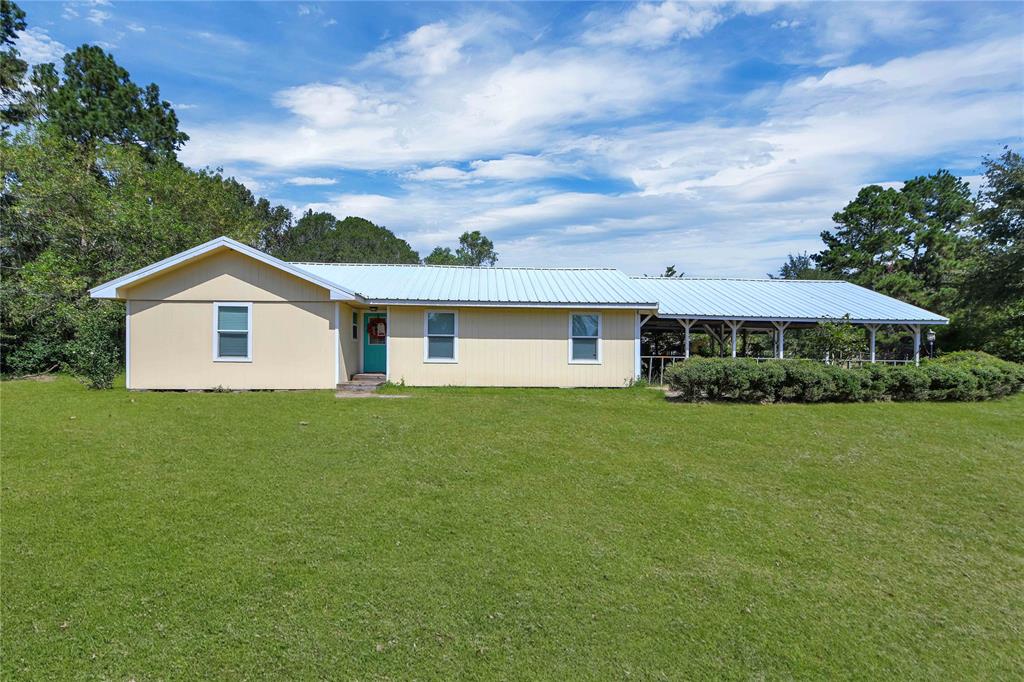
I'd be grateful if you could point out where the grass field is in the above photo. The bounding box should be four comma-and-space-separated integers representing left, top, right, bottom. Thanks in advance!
2, 377, 1022, 679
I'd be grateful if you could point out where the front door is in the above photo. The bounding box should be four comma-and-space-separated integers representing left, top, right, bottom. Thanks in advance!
363, 312, 387, 373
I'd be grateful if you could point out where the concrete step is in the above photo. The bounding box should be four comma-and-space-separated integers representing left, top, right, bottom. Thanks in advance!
351, 373, 386, 383
337, 382, 381, 392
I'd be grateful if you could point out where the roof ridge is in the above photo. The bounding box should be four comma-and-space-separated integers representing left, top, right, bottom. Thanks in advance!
632, 276, 846, 283
290, 261, 620, 271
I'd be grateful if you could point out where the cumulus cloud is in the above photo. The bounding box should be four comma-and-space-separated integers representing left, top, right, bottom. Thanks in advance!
179, 7, 1023, 275
15, 28, 67, 64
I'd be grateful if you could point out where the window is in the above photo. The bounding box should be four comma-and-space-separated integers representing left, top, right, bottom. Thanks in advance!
569, 313, 600, 363
352, 311, 358, 340
424, 311, 457, 362
214, 302, 252, 361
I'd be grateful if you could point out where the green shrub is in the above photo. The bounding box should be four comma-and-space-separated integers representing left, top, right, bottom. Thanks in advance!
663, 354, 1023, 403
65, 303, 123, 389
922, 363, 979, 401
664, 358, 726, 401
885, 365, 931, 401
854, 364, 894, 401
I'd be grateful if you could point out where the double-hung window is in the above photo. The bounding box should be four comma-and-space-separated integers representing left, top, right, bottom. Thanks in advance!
569, 312, 601, 363
352, 311, 359, 340
214, 302, 252, 361
424, 311, 457, 362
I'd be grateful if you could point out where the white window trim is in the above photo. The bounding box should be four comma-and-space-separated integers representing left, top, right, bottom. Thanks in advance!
423, 309, 458, 363
213, 301, 253, 362
568, 311, 602, 365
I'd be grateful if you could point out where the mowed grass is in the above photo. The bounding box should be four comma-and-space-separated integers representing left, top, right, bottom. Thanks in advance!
2, 378, 1022, 680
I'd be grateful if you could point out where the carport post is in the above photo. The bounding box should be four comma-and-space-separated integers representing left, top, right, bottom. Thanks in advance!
865, 324, 881, 363
907, 324, 922, 366
678, 319, 696, 359
771, 321, 790, 359
725, 320, 742, 358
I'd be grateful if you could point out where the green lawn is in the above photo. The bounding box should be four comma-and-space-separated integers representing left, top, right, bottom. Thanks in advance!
2, 378, 1022, 680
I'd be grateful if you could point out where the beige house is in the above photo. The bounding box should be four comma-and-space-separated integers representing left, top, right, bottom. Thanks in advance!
91, 236, 947, 390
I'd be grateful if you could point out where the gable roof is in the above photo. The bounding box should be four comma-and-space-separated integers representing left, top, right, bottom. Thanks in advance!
630, 277, 948, 324
292, 262, 658, 308
89, 236, 358, 301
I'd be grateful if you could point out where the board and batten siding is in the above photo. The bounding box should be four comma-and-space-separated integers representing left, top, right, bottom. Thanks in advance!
123, 249, 346, 390
388, 306, 636, 387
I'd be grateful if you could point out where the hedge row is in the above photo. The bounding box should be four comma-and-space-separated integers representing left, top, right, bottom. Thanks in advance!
663, 352, 1024, 403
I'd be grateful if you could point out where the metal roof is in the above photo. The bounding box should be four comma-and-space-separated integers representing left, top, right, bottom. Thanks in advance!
629, 277, 948, 324
291, 262, 658, 307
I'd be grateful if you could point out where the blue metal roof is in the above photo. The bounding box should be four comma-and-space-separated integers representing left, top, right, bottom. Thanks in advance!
291, 262, 658, 307
629, 277, 948, 324
289, 261, 946, 324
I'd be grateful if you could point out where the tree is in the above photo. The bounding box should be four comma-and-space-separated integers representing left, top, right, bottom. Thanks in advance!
40, 45, 187, 157
662, 264, 683, 277
423, 246, 460, 265
0, 130, 284, 379
423, 231, 499, 266
801, 316, 865, 364
955, 148, 1024, 361
0, 0, 29, 132
455, 230, 497, 266
813, 171, 973, 310
271, 211, 420, 264
769, 252, 830, 280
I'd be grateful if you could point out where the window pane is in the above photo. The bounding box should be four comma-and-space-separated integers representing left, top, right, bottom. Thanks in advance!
427, 336, 455, 359
571, 314, 599, 337
427, 312, 455, 336
218, 332, 248, 357
572, 337, 598, 361
218, 306, 248, 331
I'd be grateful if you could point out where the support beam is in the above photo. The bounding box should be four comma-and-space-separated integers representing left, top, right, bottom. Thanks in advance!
906, 324, 922, 366
724, 320, 743, 358
678, 319, 697, 359
865, 323, 881, 364
635, 313, 653, 378
771, 321, 790, 359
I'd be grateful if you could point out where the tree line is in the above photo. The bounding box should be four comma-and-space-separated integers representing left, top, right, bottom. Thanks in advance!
0, 2, 496, 382
768, 153, 1023, 362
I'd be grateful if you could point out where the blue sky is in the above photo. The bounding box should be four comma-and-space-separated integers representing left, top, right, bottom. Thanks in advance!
16, 1, 1024, 275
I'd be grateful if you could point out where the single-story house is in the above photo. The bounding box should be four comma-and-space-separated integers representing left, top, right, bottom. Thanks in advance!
90, 236, 948, 390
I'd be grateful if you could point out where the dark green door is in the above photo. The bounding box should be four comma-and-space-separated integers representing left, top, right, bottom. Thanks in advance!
363, 312, 387, 373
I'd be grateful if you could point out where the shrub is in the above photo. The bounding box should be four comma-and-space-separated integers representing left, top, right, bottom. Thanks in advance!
922, 363, 979, 401
663, 354, 1023, 403
664, 358, 726, 401
65, 303, 123, 389
854, 363, 894, 401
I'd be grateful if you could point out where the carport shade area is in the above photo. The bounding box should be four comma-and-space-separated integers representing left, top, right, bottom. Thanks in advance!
629, 277, 948, 378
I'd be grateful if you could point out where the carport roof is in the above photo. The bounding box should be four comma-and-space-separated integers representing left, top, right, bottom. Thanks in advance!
629, 277, 948, 325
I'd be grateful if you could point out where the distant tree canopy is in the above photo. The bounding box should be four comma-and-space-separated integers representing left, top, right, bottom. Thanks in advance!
423, 230, 498, 266
271, 211, 420, 264
772, 153, 1024, 362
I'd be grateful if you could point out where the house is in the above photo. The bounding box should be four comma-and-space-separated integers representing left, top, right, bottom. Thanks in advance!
90, 236, 948, 390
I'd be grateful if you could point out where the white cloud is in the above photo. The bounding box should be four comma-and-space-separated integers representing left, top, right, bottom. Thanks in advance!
285, 176, 338, 186
87, 8, 110, 25
183, 46, 685, 171
583, 1, 729, 47
181, 10, 1023, 275
365, 21, 465, 77
193, 30, 249, 52
15, 28, 67, 64
126, 22, 146, 33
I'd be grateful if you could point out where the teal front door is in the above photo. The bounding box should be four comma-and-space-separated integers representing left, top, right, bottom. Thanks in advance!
363, 312, 387, 373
